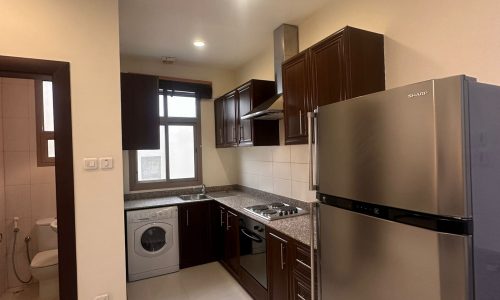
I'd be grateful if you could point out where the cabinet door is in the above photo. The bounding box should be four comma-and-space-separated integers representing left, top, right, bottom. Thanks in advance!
214, 97, 225, 147
283, 52, 309, 145
121, 73, 159, 150
267, 230, 290, 300
224, 92, 238, 146
237, 84, 253, 145
310, 34, 345, 108
224, 209, 240, 276
179, 201, 211, 268
211, 203, 225, 260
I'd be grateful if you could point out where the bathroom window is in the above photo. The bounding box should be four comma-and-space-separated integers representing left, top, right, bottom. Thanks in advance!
35, 80, 55, 167
129, 90, 202, 191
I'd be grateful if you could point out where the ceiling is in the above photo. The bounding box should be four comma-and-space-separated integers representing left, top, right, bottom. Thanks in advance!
119, 0, 329, 69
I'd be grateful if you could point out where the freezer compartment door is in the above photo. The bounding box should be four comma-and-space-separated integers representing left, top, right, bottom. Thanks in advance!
317, 76, 471, 217
319, 204, 472, 300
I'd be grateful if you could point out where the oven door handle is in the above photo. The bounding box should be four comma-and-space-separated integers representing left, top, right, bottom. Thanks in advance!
240, 228, 263, 243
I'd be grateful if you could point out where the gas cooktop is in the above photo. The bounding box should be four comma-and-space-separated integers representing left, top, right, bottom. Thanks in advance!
243, 202, 307, 221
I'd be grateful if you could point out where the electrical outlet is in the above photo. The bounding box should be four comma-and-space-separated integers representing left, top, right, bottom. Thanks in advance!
95, 294, 109, 300
99, 157, 113, 169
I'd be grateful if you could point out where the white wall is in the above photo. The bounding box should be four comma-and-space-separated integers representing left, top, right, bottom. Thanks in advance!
233, 0, 500, 203
0, 2, 126, 299
121, 55, 238, 193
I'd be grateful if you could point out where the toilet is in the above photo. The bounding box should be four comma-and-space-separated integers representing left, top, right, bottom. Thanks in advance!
30, 218, 59, 300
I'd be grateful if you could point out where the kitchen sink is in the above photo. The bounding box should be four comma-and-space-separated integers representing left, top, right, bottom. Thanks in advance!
178, 194, 212, 201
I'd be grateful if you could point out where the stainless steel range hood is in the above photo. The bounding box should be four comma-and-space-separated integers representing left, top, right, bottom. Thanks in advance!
241, 24, 298, 120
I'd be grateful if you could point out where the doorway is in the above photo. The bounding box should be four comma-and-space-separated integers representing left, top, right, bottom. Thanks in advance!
0, 55, 77, 299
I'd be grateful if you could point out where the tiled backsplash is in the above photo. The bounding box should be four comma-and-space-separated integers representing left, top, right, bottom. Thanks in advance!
236, 145, 316, 202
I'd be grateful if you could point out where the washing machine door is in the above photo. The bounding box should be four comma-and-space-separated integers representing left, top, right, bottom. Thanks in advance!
134, 222, 173, 257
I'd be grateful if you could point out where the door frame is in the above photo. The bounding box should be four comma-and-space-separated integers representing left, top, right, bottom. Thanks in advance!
0, 55, 77, 299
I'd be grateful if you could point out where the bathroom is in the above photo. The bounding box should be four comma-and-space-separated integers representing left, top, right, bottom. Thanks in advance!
0, 77, 58, 300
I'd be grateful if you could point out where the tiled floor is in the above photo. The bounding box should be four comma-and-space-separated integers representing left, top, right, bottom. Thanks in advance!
0, 284, 38, 300
127, 262, 252, 300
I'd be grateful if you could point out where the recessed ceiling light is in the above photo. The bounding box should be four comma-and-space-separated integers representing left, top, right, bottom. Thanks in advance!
193, 40, 205, 47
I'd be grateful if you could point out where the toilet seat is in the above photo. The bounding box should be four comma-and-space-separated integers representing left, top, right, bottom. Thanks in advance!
31, 249, 58, 268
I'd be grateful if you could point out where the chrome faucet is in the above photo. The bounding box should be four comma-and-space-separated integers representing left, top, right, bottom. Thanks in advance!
201, 184, 206, 194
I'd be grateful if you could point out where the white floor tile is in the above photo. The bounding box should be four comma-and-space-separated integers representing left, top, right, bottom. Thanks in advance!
127, 262, 252, 300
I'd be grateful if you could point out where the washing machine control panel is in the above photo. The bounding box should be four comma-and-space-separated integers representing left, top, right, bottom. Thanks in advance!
128, 206, 178, 223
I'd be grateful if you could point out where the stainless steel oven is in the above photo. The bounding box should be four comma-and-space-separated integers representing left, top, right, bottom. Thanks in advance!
239, 214, 267, 288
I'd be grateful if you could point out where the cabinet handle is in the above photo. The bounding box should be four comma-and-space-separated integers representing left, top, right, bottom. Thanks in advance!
220, 209, 224, 227
186, 209, 189, 227
299, 110, 303, 134
226, 212, 230, 231
296, 258, 311, 269
240, 126, 243, 141
219, 128, 223, 142
280, 242, 285, 270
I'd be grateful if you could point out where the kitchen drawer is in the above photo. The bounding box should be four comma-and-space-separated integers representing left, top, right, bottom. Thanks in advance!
293, 242, 312, 277
292, 271, 312, 300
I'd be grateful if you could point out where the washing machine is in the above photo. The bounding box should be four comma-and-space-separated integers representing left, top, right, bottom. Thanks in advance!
126, 206, 179, 281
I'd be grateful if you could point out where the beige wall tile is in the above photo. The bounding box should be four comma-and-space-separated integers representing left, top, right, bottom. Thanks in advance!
4, 151, 30, 186
2, 79, 30, 119
3, 118, 30, 151
272, 162, 291, 180
272, 178, 291, 198
258, 176, 273, 193
31, 184, 57, 220
291, 145, 309, 164
291, 181, 317, 202
240, 172, 259, 189
291, 163, 309, 183
5, 185, 30, 219
29, 151, 55, 184
272, 145, 291, 162
0, 152, 4, 189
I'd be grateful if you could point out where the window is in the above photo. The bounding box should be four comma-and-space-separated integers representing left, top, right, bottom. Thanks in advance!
35, 80, 55, 166
129, 90, 202, 190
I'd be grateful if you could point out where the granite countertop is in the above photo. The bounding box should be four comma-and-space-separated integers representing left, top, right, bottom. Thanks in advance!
124, 190, 317, 248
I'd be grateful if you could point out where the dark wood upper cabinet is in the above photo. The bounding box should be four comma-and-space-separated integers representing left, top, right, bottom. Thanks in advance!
179, 201, 212, 269
223, 91, 239, 147
283, 26, 385, 145
215, 79, 279, 148
237, 80, 278, 147
282, 52, 310, 145
267, 229, 291, 300
214, 98, 225, 147
120, 73, 160, 150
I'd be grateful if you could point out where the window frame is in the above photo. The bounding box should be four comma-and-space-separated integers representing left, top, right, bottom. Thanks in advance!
129, 89, 202, 191
35, 79, 55, 167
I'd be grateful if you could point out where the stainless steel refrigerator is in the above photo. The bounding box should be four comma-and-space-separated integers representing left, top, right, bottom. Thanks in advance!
316, 75, 500, 300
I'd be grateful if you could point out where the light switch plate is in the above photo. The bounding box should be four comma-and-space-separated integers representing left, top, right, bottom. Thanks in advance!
95, 294, 109, 300
84, 158, 98, 170
100, 157, 113, 169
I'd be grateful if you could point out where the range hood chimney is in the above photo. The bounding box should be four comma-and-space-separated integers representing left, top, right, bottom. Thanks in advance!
241, 24, 298, 120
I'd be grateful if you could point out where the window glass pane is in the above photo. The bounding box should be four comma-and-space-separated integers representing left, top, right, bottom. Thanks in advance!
168, 125, 195, 179
167, 95, 196, 118
137, 126, 166, 181
42, 81, 54, 132
48, 139, 55, 158
159, 94, 164, 117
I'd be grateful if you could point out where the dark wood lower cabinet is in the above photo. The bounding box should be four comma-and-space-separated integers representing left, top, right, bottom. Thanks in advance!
222, 208, 240, 277
178, 201, 315, 300
267, 229, 291, 300
178, 201, 213, 268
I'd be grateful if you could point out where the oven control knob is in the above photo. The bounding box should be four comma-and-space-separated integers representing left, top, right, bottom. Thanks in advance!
253, 225, 259, 230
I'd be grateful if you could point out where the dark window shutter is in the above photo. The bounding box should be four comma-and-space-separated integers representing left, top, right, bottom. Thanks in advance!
121, 73, 160, 150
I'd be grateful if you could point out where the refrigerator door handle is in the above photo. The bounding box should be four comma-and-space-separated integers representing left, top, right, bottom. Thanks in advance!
308, 109, 318, 190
